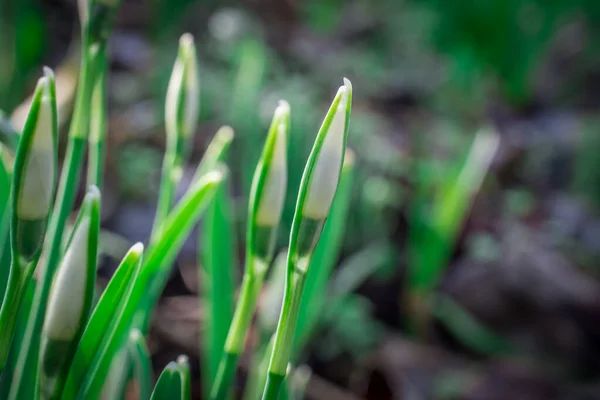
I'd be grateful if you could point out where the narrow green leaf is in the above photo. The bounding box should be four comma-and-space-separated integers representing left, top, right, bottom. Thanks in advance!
408, 127, 499, 293
60, 243, 144, 399
177, 355, 191, 400
74, 170, 224, 399
193, 125, 234, 183
200, 175, 237, 390
0, 144, 12, 301
129, 330, 152, 400
151, 362, 182, 400
433, 295, 514, 356
99, 345, 130, 400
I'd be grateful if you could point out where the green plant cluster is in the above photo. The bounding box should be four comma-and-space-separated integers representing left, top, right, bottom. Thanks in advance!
0, 0, 357, 399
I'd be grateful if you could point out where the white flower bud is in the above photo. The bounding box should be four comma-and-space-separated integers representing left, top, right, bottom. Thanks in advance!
17, 76, 56, 220
44, 217, 91, 341
165, 33, 199, 151
303, 78, 352, 220
44, 187, 100, 343
255, 100, 289, 227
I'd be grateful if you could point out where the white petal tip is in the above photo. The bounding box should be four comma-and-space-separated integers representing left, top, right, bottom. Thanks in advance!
275, 100, 290, 119
131, 242, 145, 255
129, 329, 143, 340
180, 33, 195, 47
216, 125, 234, 142
87, 184, 101, 197
177, 355, 189, 364
343, 77, 352, 91
43, 66, 54, 79
207, 165, 228, 181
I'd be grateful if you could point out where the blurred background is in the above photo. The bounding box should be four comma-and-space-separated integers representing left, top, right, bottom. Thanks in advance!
2, 0, 600, 398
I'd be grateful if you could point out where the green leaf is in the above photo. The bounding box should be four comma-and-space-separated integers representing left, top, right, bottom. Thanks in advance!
72, 171, 223, 399
129, 330, 152, 400
176, 355, 191, 400
200, 176, 237, 392
151, 362, 182, 400
0, 144, 12, 301
433, 295, 514, 356
408, 127, 499, 293
60, 243, 143, 398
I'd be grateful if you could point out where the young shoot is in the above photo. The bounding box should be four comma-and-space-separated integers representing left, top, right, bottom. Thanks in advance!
0, 69, 57, 370
152, 33, 200, 243
210, 100, 290, 400
261, 78, 352, 400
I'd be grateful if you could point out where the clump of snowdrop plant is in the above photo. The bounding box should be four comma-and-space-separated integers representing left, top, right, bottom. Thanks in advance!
0, 0, 354, 398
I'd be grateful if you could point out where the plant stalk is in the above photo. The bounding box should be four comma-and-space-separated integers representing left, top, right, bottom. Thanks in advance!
210, 258, 265, 400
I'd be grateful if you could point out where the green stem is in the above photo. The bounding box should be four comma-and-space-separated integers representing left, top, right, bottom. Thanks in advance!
88, 140, 105, 188
151, 154, 181, 244
267, 273, 305, 377
210, 259, 265, 400
261, 372, 284, 400
87, 48, 107, 189
209, 352, 239, 400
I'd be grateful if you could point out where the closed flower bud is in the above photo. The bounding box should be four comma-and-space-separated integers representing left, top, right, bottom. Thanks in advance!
302, 78, 352, 220
40, 186, 100, 399
255, 100, 289, 227
13, 68, 58, 262
292, 78, 352, 272
165, 33, 199, 159
249, 100, 290, 264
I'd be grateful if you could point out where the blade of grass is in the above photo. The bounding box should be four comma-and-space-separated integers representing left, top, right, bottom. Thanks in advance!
433, 295, 514, 356
406, 127, 500, 333
0, 144, 12, 301
197, 127, 236, 395
60, 243, 144, 399
177, 355, 191, 400
200, 174, 237, 394
150, 362, 182, 400
129, 330, 152, 400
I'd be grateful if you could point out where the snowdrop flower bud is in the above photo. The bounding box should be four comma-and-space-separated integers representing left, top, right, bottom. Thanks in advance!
303, 78, 352, 220
249, 100, 290, 264
291, 78, 352, 271
13, 68, 58, 262
40, 187, 100, 399
165, 33, 199, 159
255, 100, 289, 227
